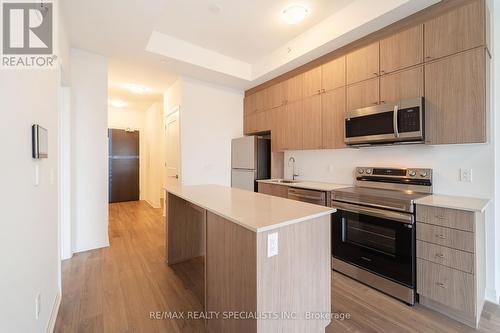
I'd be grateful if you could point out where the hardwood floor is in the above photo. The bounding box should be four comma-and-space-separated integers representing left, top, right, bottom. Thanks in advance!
54, 201, 500, 333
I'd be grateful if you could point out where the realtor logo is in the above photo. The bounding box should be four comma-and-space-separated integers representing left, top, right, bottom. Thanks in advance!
2, 1, 56, 68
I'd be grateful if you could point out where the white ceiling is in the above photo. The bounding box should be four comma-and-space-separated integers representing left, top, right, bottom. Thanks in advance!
62, 0, 440, 110
154, 0, 353, 63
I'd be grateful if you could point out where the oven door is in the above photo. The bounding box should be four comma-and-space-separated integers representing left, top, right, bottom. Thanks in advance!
332, 201, 415, 287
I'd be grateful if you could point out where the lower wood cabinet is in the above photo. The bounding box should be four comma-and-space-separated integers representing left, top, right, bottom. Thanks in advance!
425, 47, 488, 144
257, 182, 288, 198
416, 204, 485, 328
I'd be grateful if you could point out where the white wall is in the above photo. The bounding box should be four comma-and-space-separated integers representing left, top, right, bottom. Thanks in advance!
108, 107, 147, 200
70, 48, 109, 253
0, 70, 60, 332
177, 77, 243, 186
144, 103, 165, 207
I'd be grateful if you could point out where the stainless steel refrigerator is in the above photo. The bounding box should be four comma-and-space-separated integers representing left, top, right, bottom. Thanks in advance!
231, 136, 270, 192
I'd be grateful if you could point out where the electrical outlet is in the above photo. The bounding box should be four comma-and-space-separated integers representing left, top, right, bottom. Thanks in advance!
35, 293, 41, 320
460, 168, 472, 183
267, 232, 278, 257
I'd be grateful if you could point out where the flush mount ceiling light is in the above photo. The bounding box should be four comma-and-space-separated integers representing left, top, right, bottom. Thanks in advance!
123, 83, 151, 94
282, 5, 309, 24
109, 100, 127, 108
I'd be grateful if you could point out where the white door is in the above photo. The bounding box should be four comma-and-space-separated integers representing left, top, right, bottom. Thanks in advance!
165, 110, 180, 186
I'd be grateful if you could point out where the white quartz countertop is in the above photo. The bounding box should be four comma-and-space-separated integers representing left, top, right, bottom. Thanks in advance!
164, 184, 335, 233
257, 179, 350, 192
415, 194, 490, 212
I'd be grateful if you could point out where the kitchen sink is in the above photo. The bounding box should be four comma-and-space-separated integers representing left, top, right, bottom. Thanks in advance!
268, 179, 300, 184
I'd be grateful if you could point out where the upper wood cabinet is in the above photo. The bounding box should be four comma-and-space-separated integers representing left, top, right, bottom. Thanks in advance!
302, 95, 322, 150
322, 87, 346, 149
322, 56, 346, 92
380, 66, 424, 104
302, 67, 322, 98
425, 0, 486, 61
270, 107, 285, 152
380, 25, 423, 74
425, 47, 487, 145
285, 74, 303, 103
244, 94, 255, 116
347, 77, 379, 111
283, 100, 303, 150
264, 81, 285, 110
346, 42, 379, 84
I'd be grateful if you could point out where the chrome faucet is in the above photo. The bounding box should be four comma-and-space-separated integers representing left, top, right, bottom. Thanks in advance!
288, 156, 299, 180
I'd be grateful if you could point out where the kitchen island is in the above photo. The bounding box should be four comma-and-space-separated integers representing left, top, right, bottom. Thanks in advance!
164, 184, 334, 333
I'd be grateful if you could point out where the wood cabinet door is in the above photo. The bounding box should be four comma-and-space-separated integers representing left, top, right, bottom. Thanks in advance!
380, 25, 423, 74
425, 0, 485, 61
322, 87, 346, 149
255, 110, 271, 133
243, 113, 257, 135
322, 56, 345, 92
283, 100, 303, 150
302, 95, 322, 150
380, 66, 423, 104
285, 74, 303, 103
265, 82, 285, 110
346, 42, 379, 84
254, 89, 266, 112
425, 48, 486, 144
270, 106, 285, 152
346, 77, 379, 111
244, 94, 256, 116
302, 67, 322, 98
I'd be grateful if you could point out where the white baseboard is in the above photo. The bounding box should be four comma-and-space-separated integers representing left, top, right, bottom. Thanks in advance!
45, 291, 61, 333
145, 199, 161, 209
485, 288, 499, 304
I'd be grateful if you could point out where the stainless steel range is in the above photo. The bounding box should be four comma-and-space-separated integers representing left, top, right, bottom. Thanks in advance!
331, 167, 432, 305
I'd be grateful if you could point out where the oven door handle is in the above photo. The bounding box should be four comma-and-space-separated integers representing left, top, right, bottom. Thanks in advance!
393, 105, 400, 138
332, 201, 414, 225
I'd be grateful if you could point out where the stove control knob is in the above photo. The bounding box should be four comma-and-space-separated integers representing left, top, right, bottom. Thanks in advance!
408, 170, 416, 177
420, 171, 428, 178
357, 168, 364, 174
366, 168, 372, 175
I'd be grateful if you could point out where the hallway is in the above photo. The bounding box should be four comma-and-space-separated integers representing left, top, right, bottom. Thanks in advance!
54, 201, 205, 332
54, 201, 500, 333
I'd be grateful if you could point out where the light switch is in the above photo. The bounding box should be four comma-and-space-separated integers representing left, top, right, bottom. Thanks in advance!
267, 232, 278, 257
460, 168, 472, 183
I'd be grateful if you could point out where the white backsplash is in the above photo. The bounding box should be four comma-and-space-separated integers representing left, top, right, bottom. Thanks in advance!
283, 143, 494, 199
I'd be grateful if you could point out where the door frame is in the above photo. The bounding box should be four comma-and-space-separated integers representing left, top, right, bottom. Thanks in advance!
163, 106, 181, 216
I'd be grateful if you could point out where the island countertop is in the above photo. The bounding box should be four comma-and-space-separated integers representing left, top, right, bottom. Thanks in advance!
164, 184, 335, 232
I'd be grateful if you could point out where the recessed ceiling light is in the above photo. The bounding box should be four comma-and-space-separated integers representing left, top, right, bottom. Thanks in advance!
109, 100, 127, 108
123, 83, 151, 94
282, 5, 309, 25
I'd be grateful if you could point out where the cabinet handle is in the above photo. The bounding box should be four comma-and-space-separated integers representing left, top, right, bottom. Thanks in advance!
373, 72, 379, 76
380, 70, 385, 74
380, 100, 386, 104
317, 89, 321, 94
373, 102, 379, 105
435, 234, 447, 239
435, 253, 445, 258
425, 56, 433, 60
435, 215, 445, 219
436, 282, 446, 288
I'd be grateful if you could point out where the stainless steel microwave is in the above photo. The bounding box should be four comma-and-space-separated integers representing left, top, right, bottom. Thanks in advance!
344, 97, 424, 146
